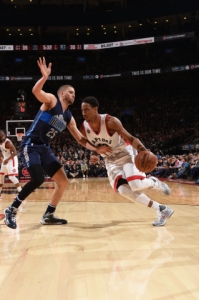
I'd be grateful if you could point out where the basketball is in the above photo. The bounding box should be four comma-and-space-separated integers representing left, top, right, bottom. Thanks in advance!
135, 151, 157, 173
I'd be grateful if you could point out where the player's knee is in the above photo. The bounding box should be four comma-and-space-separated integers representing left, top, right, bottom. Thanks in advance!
56, 177, 69, 189
118, 184, 139, 200
128, 179, 143, 191
8, 176, 19, 185
33, 172, 45, 187
27, 165, 45, 188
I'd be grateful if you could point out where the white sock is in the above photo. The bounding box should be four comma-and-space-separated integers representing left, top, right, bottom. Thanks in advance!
17, 186, 22, 192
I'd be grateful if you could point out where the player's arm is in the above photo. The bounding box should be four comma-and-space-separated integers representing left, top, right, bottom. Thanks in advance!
79, 124, 98, 156
3, 140, 18, 165
107, 115, 147, 152
67, 117, 112, 155
80, 124, 100, 164
32, 57, 56, 107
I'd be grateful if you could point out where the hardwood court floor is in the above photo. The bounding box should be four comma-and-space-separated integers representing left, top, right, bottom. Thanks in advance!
0, 178, 199, 300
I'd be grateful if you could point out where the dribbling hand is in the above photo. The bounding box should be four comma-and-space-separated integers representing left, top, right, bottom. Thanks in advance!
37, 57, 52, 78
96, 145, 113, 156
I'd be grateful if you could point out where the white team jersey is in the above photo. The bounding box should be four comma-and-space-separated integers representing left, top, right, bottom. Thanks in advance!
0, 138, 11, 160
83, 114, 127, 157
0, 138, 19, 176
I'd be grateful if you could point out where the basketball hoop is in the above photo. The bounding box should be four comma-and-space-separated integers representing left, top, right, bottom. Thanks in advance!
16, 133, 24, 141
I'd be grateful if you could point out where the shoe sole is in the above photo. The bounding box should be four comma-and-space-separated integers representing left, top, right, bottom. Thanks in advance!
40, 222, 67, 225
3, 209, 17, 229
4, 219, 17, 229
40, 220, 67, 225
153, 210, 174, 227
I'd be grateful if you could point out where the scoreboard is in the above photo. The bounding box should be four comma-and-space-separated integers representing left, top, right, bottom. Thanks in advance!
13, 44, 83, 51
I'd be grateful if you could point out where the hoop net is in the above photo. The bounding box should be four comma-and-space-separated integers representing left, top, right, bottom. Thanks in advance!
16, 133, 24, 141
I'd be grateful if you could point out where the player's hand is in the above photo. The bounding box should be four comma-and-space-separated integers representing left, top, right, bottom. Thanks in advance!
3, 158, 9, 165
96, 145, 113, 156
90, 155, 100, 164
37, 57, 52, 78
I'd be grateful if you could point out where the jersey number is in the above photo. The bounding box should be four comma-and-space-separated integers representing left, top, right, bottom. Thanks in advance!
46, 128, 58, 139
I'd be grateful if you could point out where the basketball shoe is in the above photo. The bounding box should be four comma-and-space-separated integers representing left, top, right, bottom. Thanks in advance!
4, 206, 17, 229
40, 212, 67, 225
150, 177, 171, 195
153, 206, 174, 226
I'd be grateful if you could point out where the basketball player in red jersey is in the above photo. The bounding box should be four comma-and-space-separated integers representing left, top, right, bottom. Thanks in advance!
80, 97, 174, 226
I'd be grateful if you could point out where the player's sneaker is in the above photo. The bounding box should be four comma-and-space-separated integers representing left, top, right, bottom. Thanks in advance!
153, 206, 174, 226
150, 176, 171, 195
40, 212, 67, 225
4, 206, 17, 229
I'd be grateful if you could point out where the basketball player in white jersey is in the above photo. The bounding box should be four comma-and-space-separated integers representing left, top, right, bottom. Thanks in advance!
80, 97, 174, 226
0, 130, 22, 199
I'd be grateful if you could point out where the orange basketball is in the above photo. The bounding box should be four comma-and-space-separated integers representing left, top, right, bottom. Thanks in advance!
135, 151, 157, 173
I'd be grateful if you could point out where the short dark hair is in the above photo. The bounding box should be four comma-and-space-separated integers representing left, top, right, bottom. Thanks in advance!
0, 130, 6, 136
57, 85, 74, 97
82, 96, 99, 108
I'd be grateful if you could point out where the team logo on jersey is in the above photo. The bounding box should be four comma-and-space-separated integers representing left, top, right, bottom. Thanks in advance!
50, 115, 66, 132
55, 115, 66, 124
87, 130, 90, 134
12, 168, 16, 173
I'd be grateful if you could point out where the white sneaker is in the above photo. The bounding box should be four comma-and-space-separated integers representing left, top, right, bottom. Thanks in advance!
83, 175, 85, 178
153, 206, 174, 226
150, 176, 171, 195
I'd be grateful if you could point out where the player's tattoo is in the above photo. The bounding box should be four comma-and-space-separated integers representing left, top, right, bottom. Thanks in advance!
137, 145, 146, 151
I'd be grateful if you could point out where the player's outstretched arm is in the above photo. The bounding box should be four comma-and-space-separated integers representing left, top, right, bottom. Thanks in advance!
107, 115, 147, 152
67, 117, 113, 155
32, 57, 56, 105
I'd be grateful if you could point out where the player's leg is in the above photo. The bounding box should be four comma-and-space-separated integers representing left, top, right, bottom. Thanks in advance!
8, 176, 22, 193
40, 150, 69, 225
107, 163, 173, 226
122, 163, 173, 226
123, 163, 171, 195
7, 156, 22, 193
117, 180, 173, 226
0, 162, 7, 199
4, 144, 45, 229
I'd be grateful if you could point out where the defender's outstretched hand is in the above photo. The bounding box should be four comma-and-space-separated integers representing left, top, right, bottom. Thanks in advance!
37, 57, 52, 78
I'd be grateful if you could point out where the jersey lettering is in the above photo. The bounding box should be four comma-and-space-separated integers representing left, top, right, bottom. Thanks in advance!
46, 128, 58, 139
91, 137, 112, 145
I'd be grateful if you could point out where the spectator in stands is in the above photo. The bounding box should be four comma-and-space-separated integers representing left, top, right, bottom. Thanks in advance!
81, 160, 88, 178
68, 164, 80, 178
